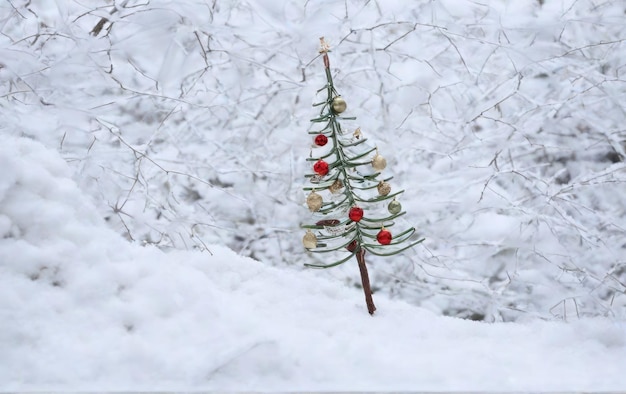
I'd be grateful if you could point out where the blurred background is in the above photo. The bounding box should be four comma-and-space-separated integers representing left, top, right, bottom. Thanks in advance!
2, 0, 625, 321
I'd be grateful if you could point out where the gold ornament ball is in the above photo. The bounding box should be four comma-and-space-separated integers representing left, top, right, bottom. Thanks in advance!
388, 199, 402, 215
372, 153, 387, 171
377, 181, 391, 196
306, 191, 323, 212
331, 96, 347, 114
303, 230, 318, 249
329, 179, 344, 194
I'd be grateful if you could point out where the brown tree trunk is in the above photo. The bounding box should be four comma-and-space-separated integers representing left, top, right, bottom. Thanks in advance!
356, 248, 376, 315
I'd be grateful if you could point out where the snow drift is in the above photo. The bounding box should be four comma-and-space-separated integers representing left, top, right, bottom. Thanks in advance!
1, 136, 625, 391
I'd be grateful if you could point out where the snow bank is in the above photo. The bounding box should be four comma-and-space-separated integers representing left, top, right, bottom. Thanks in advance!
1, 136, 625, 391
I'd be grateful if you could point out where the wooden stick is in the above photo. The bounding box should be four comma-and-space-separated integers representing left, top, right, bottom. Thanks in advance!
356, 248, 376, 315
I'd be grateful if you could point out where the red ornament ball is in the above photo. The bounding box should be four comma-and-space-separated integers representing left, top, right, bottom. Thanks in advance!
314, 134, 328, 146
377, 229, 392, 245
313, 160, 329, 176
349, 206, 364, 222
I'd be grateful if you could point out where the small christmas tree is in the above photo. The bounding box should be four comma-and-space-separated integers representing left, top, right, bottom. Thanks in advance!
302, 38, 424, 315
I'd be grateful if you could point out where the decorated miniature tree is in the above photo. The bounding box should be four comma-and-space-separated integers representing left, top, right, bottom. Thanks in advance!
302, 38, 424, 315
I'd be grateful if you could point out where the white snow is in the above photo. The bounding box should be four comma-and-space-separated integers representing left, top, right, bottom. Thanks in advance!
2, 0, 626, 391
1, 135, 625, 391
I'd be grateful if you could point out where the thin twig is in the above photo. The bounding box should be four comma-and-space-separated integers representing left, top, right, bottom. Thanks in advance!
356, 249, 376, 315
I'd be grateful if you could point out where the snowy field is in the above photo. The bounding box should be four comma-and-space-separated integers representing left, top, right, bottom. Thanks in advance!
1, 135, 625, 391
1, 0, 626, 391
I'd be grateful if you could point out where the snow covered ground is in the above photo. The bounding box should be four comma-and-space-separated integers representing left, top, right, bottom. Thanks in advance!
2, 0, 626, 391
2, 135, 626, 391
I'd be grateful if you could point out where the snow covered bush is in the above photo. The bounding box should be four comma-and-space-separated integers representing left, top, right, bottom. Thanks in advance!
1, 0, 625, 321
